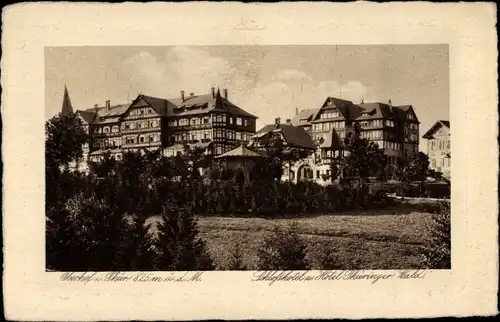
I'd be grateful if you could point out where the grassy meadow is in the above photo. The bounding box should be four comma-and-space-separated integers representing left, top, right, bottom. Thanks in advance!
153, 208, 436, 270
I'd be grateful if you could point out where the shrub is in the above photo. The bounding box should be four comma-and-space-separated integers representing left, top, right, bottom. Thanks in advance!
256, 223, 309, 270
309, 243, 343, 270
421, 202, 451, 269
225, 240, 247, 270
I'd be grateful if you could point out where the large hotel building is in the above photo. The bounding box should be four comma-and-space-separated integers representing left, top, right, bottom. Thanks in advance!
60, 85, 421, 184
60, 86, 257, 170
252, 97, 420, 184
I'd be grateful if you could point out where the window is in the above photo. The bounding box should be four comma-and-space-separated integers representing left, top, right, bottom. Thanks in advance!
431, 158, 436, 168
203, 117, 210, 124
204, 131, 210, 139
321, 111, 340, 119
229, 117, 233, 124
236, 117, 242, 126
112, 125, 119, 133
441, 158, 445, 167
222, 114, 227, 122
316, 170, 320, 179
216, 146, 223, 155
140, 136, 145, 143
192, 133, 197, 141
447, 140, 450, 149
149, 136, 154, 142
236, 132, 242, 141
244, 119, 248, 126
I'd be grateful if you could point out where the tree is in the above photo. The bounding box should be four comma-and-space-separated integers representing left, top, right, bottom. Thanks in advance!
396, 152, 441, 196
113, 215, 155, 270
88, 151, 116, 178
45, 112, 88, 169
156, 203, 214, 270
256, 223, 309, 270
252, 132, 312, 182
342, 130, 386, 201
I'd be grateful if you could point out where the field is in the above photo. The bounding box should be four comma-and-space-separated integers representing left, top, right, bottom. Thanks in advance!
195, 209, 435, 270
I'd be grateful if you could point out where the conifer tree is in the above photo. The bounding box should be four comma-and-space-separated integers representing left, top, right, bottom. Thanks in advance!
157, 203, 214, 271
226, 240, 247, 270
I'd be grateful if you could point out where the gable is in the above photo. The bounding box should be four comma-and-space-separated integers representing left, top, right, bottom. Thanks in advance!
423, 120, 449, 139
435, 125, 450, 137
405, 107, 418, 122
123, 98, 159, 118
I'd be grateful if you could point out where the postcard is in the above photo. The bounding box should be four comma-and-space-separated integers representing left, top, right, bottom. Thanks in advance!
2, 2, 498, 320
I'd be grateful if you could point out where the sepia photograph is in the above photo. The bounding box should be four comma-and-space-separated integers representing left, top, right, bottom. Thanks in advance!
3, 2, 497, 320
45, 45, 451, 272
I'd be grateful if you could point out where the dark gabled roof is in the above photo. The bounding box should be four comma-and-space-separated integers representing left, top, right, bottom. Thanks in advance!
215, 144, 262, 159
167, 92, 257, 118
320, 129, 344, 150
78, 103, 129, 125
256, 124, 316, 150
423, 120, 450, 139
311, 97, 364, 122
316, 97, 362, 120
141, 95, 170, 116
75, 89, 256, 123
76, 110, 96, 124
82, 104, 129, 118
355, 103, 394, 120
291, 109, 318, 126
440, 120, 450, 128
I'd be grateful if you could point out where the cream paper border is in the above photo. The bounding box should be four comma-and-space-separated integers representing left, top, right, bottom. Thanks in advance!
2, 2, 498, 320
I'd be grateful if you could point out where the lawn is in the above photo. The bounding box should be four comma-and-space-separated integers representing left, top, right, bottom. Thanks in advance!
194, 210, 435, 270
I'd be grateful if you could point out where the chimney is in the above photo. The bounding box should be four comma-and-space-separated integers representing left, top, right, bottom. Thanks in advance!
295, 107, 299, 116
275, 117, 281, 128
181, 90, 185, 101
388, 99, 392, 106
105, 100, 110, 111
223, 88, 228, 99
286, 118, 291, 124
361, 99, 364, 104
190, 92, 194, 97
211, 87, 215, 98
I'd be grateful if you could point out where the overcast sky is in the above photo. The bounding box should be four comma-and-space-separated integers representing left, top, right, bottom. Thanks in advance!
45, 45, 449, 151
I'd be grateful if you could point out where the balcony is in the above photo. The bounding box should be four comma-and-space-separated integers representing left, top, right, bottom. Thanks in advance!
122, 141, 162, 149
121, 127, 161, 134
170, 123, 212, 130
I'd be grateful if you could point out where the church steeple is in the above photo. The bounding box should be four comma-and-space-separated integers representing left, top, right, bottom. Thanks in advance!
61, 85, 74, 115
